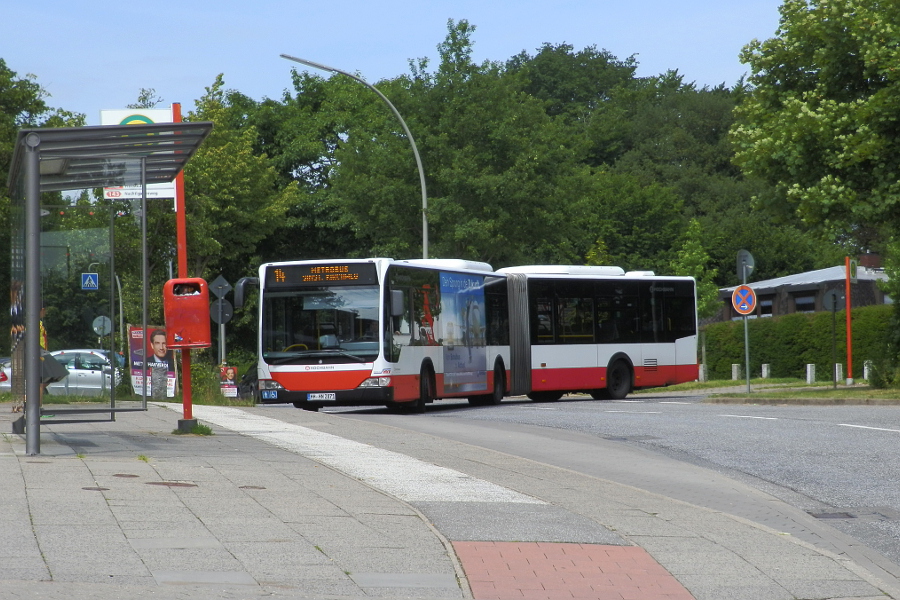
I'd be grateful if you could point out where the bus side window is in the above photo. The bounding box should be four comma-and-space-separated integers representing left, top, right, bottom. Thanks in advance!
534, 297, 554, 344
596, 298, 618, 342
556, 296, 593, 344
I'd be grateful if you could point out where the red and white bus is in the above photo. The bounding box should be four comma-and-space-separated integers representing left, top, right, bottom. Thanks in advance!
500, 265, 698, 401
235, 258, 698, 410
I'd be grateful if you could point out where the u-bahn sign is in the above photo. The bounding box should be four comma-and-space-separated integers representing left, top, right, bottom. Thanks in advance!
732, 285, 757, 316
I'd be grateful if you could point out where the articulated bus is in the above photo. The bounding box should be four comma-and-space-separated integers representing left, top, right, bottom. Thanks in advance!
235, 258, 698, 411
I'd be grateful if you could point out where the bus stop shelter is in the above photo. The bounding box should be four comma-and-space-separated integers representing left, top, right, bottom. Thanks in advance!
6, 121, 213, 455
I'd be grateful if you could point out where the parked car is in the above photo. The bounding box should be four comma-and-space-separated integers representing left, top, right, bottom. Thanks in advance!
46, 349, 120, 397
238, 368, 258, 402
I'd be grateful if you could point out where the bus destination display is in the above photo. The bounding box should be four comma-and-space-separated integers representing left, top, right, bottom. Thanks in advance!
265, 263, 378, 287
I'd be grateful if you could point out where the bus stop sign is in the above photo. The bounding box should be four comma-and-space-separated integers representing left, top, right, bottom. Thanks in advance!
732, 285, 757, 316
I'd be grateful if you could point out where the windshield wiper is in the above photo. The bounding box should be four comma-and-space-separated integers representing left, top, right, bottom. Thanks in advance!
266, 350, 315, 365
265, 348, 368, 365
319, 348, 368, 363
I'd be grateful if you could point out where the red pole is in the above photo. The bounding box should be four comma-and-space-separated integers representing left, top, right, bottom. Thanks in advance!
173, 103, 193, 421
845, 256, 853, 385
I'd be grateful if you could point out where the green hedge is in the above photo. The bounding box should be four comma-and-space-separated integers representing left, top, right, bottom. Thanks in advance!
703, 304, 893, 381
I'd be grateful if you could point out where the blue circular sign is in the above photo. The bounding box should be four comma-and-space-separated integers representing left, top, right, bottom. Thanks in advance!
732, 285, 757, 315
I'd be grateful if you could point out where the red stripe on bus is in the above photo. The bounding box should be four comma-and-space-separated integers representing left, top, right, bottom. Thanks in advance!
272, 370, 371, 391
634, 364, 698, 388
531, 364, 699, 392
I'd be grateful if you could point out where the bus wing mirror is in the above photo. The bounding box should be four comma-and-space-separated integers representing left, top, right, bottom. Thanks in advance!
390, 290, 404, 317
235, 277, 259, 309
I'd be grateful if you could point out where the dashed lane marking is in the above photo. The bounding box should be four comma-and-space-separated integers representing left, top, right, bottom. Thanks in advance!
839, 423, 900, 433
719, 414, 778, 420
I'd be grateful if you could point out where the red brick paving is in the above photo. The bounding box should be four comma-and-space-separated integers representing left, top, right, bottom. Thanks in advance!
452, 542, 695, 600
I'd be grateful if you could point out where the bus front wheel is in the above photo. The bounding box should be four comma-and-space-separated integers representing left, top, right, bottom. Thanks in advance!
469, 363, 505, 406
414, 364, 435, 413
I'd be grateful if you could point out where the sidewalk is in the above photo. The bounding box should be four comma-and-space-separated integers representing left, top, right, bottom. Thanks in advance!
2, 402, 897, 600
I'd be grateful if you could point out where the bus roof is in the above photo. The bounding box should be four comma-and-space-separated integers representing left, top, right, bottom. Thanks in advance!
398, 259, 495, 273
498, 265, 627, 276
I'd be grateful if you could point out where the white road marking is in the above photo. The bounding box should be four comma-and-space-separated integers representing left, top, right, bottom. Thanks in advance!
719, 414, 778, 420
839, 424, 900, 433
605, 410, 662, 414
172, 405, 544, 504
660, 401, 693, 405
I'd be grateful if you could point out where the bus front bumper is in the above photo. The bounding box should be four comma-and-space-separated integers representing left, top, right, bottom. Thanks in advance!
258, 387, 394, 405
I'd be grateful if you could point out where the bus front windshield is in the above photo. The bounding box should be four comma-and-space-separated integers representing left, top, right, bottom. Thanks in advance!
262, 285, 381, 365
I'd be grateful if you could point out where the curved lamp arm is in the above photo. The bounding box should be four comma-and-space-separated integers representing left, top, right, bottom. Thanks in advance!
281, 54, 428, 258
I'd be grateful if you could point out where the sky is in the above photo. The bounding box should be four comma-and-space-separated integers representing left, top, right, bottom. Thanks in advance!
5, 0, 785, 125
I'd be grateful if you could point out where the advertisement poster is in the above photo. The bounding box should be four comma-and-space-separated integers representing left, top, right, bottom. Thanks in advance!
439, 272, 487, 394
219, 365, 238, 397
100, 108, 177, 199
129, 326, 176, 398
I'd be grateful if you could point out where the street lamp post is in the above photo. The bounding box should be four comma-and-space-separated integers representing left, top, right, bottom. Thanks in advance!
280, 54, 428, 259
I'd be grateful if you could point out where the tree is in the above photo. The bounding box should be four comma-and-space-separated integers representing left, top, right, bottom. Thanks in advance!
0, 59, 84, 333
573, 171, 686, 273
183, 75, 300, 278
505, 43, 637, 120
323, 20, 591, 265
591, 69, 841, 283
730, 0, 900, 249
127, 88, 164, 109
669, 218, 721, 318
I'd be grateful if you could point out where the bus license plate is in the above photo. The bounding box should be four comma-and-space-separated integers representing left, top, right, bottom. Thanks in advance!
308, 393, 336, 401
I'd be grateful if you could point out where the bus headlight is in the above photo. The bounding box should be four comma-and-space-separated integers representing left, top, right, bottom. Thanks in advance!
259, 379, 285, 390
358, 377, 391, 388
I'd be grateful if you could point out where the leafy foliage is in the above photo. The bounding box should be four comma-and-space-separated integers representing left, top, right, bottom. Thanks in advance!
731, 0, 900, 249
670, 219, 720, 318
704, 304, 892, 381
0, 15, 857, 359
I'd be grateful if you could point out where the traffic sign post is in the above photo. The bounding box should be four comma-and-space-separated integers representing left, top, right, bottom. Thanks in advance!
209, 276, 233, 364
734, 250, 756, 395
731, 285, 756, 395
736, 249, 755, 284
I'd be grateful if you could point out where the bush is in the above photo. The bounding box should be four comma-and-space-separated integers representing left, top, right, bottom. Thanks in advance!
703, 304, 894, 382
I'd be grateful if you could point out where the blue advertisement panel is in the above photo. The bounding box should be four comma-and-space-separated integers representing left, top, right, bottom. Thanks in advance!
439, 272, 487, 394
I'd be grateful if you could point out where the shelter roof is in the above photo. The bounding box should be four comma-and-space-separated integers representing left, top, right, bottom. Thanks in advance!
6, 121, 213, 193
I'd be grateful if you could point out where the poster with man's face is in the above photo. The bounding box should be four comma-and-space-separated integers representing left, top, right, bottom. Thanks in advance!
220, 365, 238, 397
128, 326, 176, 398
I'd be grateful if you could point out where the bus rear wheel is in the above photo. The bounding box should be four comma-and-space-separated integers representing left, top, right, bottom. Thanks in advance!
605, 360, 632, 400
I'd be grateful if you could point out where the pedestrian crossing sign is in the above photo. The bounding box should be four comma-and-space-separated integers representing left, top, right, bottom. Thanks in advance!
81, 273, 99, 290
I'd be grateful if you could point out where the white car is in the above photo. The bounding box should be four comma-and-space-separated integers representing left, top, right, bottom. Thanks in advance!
46, 350, 120, 397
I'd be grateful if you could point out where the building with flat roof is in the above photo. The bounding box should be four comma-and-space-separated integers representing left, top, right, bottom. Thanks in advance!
717, 263, 889, 321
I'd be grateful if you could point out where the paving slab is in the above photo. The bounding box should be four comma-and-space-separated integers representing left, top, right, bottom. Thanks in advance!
2, 401, 898, 600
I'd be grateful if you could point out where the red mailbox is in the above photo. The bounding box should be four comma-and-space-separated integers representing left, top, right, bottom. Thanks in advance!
163, 278, 212, 349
